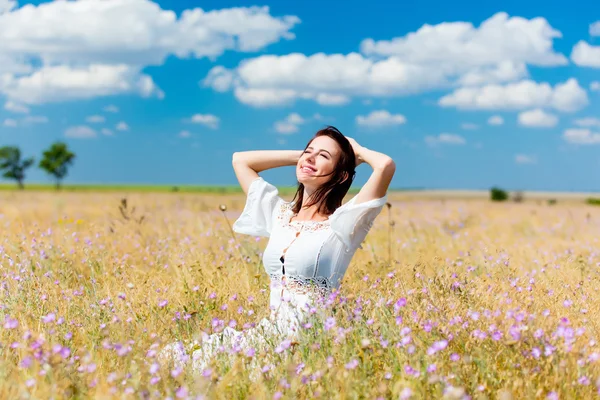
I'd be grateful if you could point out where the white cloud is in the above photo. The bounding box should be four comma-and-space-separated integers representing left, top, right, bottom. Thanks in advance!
204, 11, 569, 108
204, 53, 448, 107
517, 109, 558, 128
86, 115, 106, 123
190, 113, 219, 129
65, 125, 96, 138
356, 110, 407, 128
4, 100, 29, 113
515, 154, 536, 164
0, 64, 163, 104
0, 1, 299, 65
591, 81, 600, 91
3, 118, 17, 127
563, 128, 600, 145
315, 93, 350, 106
0, 1, 299, 103
425, 133, 466, 146
571, 41, 600, 68
439, 78, 588, 112
360, 12, 567, 67
116, 122, 129, 131
22, 115, 48, 124
590, 21, 600, 36
0, 0, 16, 14
274, 112, 305, 134
178, 130, 191, 138
461, 123, 478, 130
488, 115, 504, 125
574, 117, 600, 128
103, 105, 119, 113
101, 128, 113, 136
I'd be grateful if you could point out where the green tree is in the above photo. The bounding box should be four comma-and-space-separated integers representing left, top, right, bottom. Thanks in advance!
0, 146, 35, 190
39, 142, 76, 190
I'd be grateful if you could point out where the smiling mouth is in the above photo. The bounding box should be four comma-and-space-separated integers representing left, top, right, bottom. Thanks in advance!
300, 165, 317, 174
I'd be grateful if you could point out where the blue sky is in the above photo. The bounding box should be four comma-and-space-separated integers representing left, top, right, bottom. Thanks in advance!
0, 0, 599, 192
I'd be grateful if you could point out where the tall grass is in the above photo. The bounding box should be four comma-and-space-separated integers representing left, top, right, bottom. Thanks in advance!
1, 191, 600, 399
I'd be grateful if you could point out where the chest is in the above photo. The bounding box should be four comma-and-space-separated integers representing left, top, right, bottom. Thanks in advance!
262, 207, 335, 277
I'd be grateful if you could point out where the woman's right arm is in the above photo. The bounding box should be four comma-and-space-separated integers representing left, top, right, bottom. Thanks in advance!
232, 150, 302, 194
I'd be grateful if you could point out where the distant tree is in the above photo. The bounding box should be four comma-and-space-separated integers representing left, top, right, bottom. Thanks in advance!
39, 142, 76, 190
490, 186, 508, 202
0, 146, 35, 190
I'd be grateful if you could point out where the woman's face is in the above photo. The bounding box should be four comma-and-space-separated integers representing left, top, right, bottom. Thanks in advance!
296, 135, 342, 190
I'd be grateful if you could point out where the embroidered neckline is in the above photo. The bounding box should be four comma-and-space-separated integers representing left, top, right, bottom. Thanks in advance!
277, 202, 331, 232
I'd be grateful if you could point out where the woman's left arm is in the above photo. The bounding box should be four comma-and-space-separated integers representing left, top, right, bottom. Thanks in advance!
347, 137, 396, 204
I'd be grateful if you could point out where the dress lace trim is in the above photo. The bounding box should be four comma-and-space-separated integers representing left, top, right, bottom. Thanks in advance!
276, 202, 331, 232
269, 273, 332, 296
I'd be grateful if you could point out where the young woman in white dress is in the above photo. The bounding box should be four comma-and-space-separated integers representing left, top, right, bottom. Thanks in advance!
159, 126, 396, 373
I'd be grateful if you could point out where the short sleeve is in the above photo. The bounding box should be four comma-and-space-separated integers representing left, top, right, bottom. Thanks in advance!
232, 177, 283, 237
329, 194, 388, 251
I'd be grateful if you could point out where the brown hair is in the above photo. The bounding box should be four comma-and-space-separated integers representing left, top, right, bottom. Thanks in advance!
291, 126, 356, 216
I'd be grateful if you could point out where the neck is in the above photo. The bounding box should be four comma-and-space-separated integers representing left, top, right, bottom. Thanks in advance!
297, 186, 326, 220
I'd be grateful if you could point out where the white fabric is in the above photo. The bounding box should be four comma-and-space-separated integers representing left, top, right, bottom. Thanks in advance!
159, 177, 387, 374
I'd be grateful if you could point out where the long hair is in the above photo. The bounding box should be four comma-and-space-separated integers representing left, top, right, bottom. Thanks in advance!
291, 126, 356, 216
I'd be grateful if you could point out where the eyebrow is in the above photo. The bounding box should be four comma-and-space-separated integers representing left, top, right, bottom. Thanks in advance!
307, 146, 332, 156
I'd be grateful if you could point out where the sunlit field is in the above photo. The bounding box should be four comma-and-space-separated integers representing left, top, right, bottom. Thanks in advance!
2, 189, 600, 399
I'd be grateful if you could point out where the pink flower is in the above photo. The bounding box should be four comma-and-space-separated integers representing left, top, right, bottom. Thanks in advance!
4, 316, 18, 329
427, 340, 448, 355
345, 359, 359, 370
158, 300, 168, 308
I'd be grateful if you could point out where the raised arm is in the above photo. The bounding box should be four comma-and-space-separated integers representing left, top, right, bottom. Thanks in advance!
347, 138, 396, 204
232, 150, 302, 194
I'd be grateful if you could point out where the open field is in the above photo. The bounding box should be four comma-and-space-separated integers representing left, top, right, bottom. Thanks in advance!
2, 190, 600, 398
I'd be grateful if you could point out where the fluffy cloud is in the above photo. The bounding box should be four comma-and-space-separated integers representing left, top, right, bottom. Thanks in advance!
591, 82, 600, 91
425, 133, 466, 146
563, 128, 600, 145
4, 100, 29, 113
0, 0, 16, 14
590, 21, 600, 36
0, 64, 163, 104
65, 125, 96, 138
515, 154, 536, 164
190, 113, 219, 129
574, 117, 600, 128
274, 113, 305, 134
439, 78, 588, 112
361, 12, 566, 67
205, 13, 567, 107
488, 115, 504, 125
101, 128, 113, 136
356, 110, 407, 128
517, 109, 558, 128
3, 118, 17, 127
204, 53, 446, 107
461, 123, 478, 130
571, 41, 600, 68
103, 105, 119, 113
0, 1, 299, 103
116, 122, 129, 131
178, 130, 191, 138
86, 115, 106, 124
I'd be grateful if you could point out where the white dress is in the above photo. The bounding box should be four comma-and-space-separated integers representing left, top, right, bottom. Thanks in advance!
159, 177, 387, 373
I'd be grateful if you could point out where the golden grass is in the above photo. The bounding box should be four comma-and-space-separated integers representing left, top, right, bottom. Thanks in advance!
1, 190, 600, 399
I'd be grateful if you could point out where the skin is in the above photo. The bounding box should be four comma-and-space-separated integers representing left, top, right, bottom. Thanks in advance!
232, 135, 396, 221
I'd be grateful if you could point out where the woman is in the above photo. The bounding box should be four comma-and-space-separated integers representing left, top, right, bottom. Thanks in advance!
160, 126, 395, 373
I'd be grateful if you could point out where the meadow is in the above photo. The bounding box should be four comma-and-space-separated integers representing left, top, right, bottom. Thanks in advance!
1, 188, 600, 399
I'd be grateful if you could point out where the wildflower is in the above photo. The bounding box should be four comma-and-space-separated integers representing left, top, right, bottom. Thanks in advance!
345, 359, 359, 370
41, 313, 55, 323
427, 340, 448, 355
158, 300, 168, 308
324, 317, 336, 331
400, 387, 412, 399
4, 316, 18, 329
175, 386, 188, 398
450, 353, 460, 362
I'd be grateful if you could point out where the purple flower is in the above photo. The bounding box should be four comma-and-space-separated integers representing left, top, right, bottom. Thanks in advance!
158, 300, 168, 308
41, 313, 55, 323
345, 359, 359, 370
4, 316, 18, 329
175, 386, 188, 398
150, 363, 159, 374
324, 317, 336, 331
450, 353, 460, 362
427, 340, 448, 355
275, 339, 292, 354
